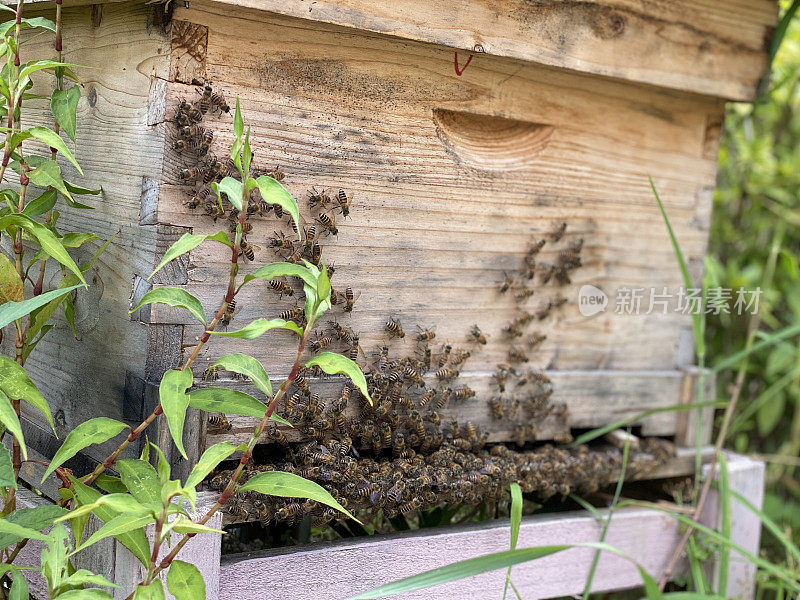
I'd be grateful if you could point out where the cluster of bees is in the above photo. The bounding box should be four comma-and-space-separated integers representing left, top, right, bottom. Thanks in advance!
211, 433, 673, 527
177, 92, 669, 537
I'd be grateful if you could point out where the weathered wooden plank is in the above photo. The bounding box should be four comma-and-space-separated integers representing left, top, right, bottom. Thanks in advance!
169, 0, 776, 102
199, 370, 700, 449
3, 1, 170, 463
215, 452, 762, 600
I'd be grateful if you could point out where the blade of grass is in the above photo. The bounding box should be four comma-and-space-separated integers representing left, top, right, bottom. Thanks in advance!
569, 494, 604, 523
582, 432, 631, 600
717, 453, 731, 598
503, 482, 523, 600
712, 322, 800, 374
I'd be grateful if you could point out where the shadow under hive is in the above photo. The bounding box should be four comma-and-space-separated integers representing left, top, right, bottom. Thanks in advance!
167, 91, 674, 528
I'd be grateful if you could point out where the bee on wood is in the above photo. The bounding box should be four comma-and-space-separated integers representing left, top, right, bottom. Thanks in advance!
317, 212, 338, 236
268, 230, 295, 252
437, 344, 452, 367
235, 220, 254, 235
528, 238, 546, 257
418, 389, 436, 408
403, 365, 425, 388
424, 410, 441, 427
385, 318, 405, 338
303, 225, 317, 248
268, 425, 289, 447
308, 187, 331, 209
348, 334, 365, 363
268, 277, 293, 298
335, 189, 352, 217
507, 346, 529, 363
452, 386, 475, 401
468, 325, 488, 345
220, 299, 237, 328
451, 349, 471, 368
488, 398, 504, 420
507, 398, 521, 419
416, 326, 436, 342
503, 321, 524, 339
435, 388, 452, 409
199, 84, 213, 114
207, 413, 231, 432
293, 375, 310, 394
528, 333, 547, 348
552, 221, 567, 242
179, 167, 203, 183
179, 124, 207, 140
539, 263, 555, 285
552, 295, 568, 309
309, 336, 332, 353
515, 288, 534, 302
329, 321, 354, 344
419, 346, 432, 371
209, 88, 230, 113
499, 272, 514, 294
239, 238, 258, 261
435, 368, 459, 381
342, 287, 360, 312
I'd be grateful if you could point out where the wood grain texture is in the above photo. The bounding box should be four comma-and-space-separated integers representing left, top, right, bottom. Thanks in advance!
152, 2, 726, 445
6, 1, 170, 463
170, 0, 777, 101
214, 452, 762, 600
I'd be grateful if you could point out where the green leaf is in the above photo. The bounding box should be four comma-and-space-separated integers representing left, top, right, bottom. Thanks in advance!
42, 417, 128, 482
149, 232, 231, 280
131, 287, 206, 325
0, 518, 52, 544
0, 214, 85, 284
56, 493, 149, 523
61, 232, 99, 248
10, 128, 81, 174
503, 482, 523, 599
242, 126, 252, 176
60, 568, 118, 591
64, 180, 102, 196
0, 252, 22, 304
189, 388, 266, 418
210, 317, 302, 339
50, 86, 80, 142
0, 390, 25, 461
77, 513, 155, 555
185, 442, 241, 491
305, 352, 371, 402
169, 516, 224, 535
238, 471, 359, 522
0, 444, 15, 489
159, 369, 194, 459
18, 59, 80, 83
233, 97, 243, 140
0, 505, 66, 550
95, 473, 127, 494
212, 353, 272, 396
0, 284, 81, 332
9, 571, 28, 600
253, 176, 301, 239
243, 262, 316, 288
0, 356, 55, 430
315, 260, 331, 311
133, 580, 165, 600
116, 459, 161, 505
211, 177, 243, 212
21, 189, 56, 217
69, 480, 150, 566
167, 560, 206, 600
58, 592, 115, 600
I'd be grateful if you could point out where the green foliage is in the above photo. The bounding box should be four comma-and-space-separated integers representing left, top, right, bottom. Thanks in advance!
130, 287, 207, 325
42, 418, 128, 482
212, 353, 272, 396
305, 352, 371, 402
159, 369, 194, 459
167, 560, 206, 600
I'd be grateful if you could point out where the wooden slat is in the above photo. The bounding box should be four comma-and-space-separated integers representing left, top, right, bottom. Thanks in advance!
199, 370, 702, 448
5, 1, 171, 462
170, 0, 777, 101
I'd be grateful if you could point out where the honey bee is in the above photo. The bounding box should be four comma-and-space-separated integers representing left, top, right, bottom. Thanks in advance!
343, 287, 360, 312
317, 212, 338, 236
507, 398, 521, 419
527, 239, 546, 257
308, 187, 331, 208
416, 326, 436, 342
435, 388, 452, 409
207, 413, 231, 432
435, 368, 458, 381
437, 344, 452, 367
279, 306, 305, 321
179, 167, 203, 182
294, 375, 310, 394
507, 346, 529, 363
468, 325, 488, 345
385, 318, 405, 338
452, 386, 475, 401
239, 238, 258, 261
268, 230, 295, 252
209, 88, 230, 113
499, 272, 514, 294
424, 410, 441, 427
551, 295, 568, 309
220, 299, 237, 328
268, 425, 289, 447
276, 502, 304, 525
403, 366, 425, 387
488, 398, 503, 420
528, 333, 547, 348
199, 84, 213, 114
420, 346, 432, 371
503, 321, 524, 338
492, 367, 508, 392
348, 334, 365, 363
451, 349, 471, 367
515, 288, 534, 302
553, 221, 567, 242
309, 336, 332, 353
539, 263, 555, 285
268, 277, 293, 298
303, 225, 317, 247
179, 124, 207, 140
335, 189, 352, 217
418, 389, 436, 408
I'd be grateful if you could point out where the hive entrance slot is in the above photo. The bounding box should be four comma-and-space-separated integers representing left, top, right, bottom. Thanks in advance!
433, 109, 554, 170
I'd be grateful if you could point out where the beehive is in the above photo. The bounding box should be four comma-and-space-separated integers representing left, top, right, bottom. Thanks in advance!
13, 0, 776, 488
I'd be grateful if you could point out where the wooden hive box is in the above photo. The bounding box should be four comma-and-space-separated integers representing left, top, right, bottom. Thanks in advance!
13, 0, 776, 485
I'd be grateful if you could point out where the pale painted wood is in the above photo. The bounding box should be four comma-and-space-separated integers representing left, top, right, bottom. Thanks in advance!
214, 452, 762, 599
